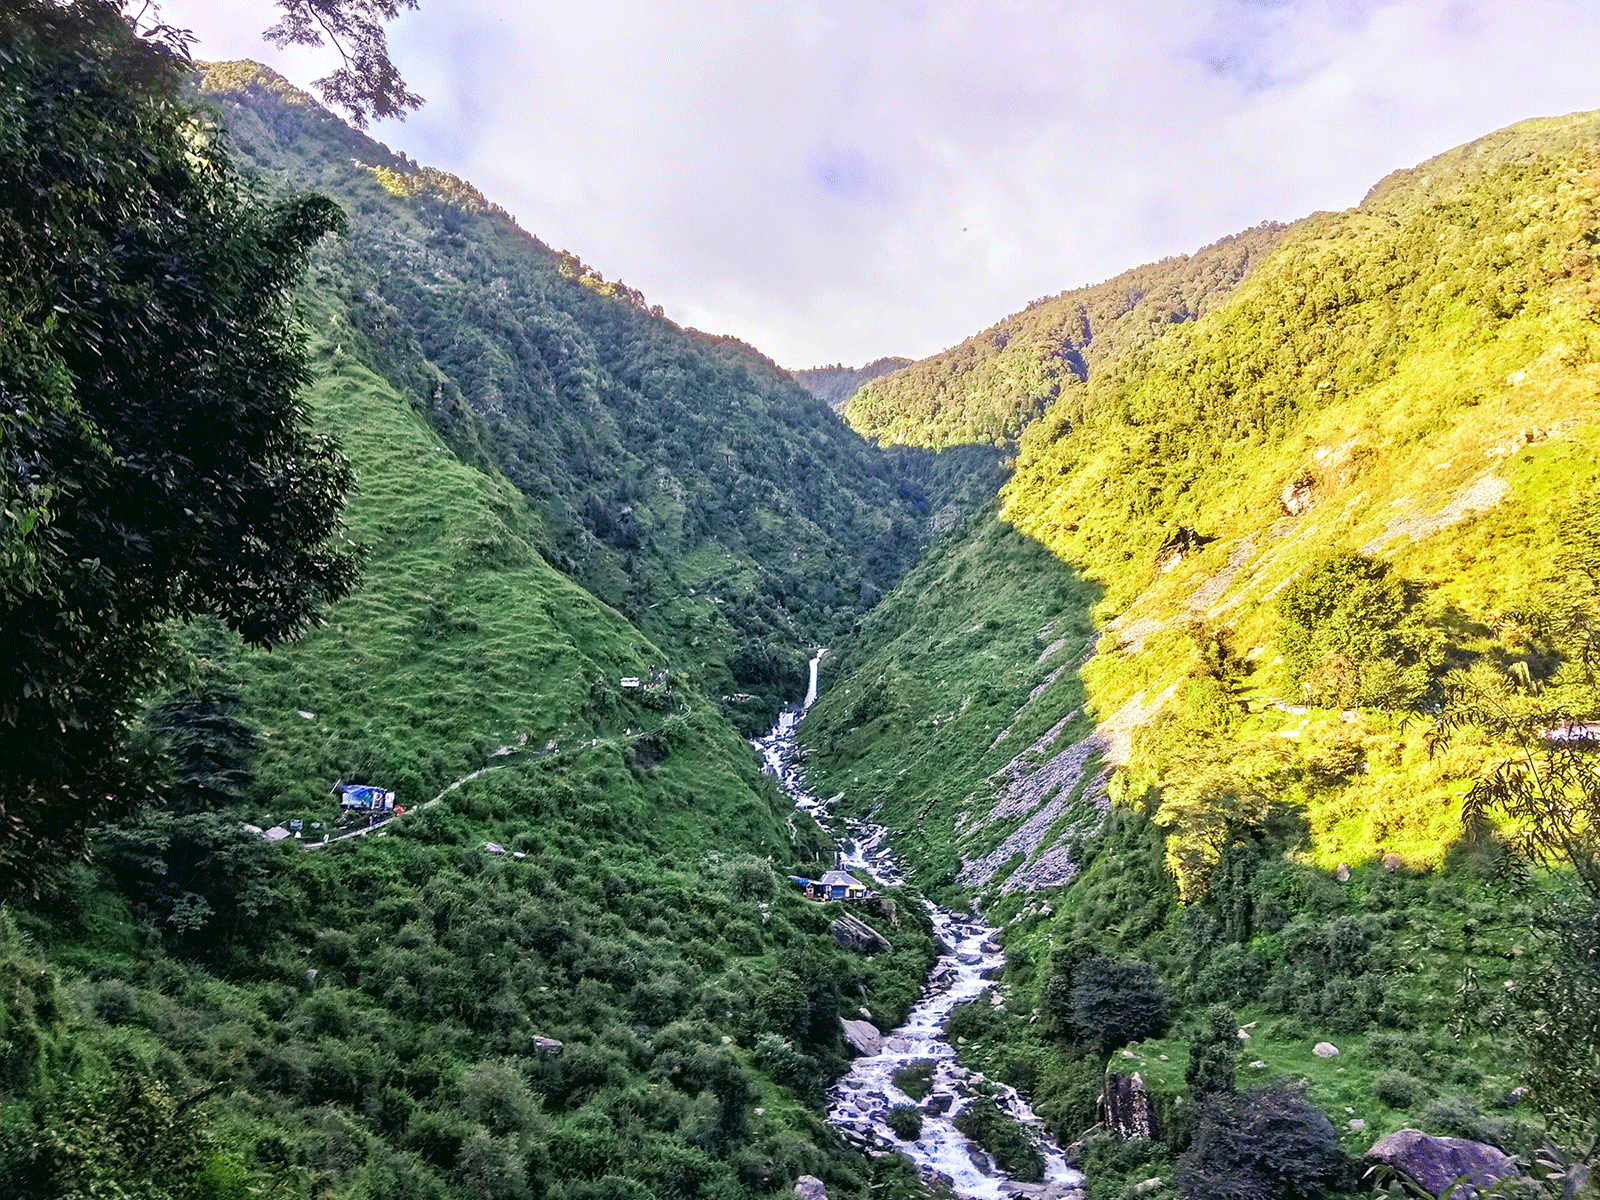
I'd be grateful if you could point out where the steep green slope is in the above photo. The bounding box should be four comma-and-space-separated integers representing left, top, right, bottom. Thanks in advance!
193, 62, 958, 734
800, 109, 1600, 1193
3, 291, 936, 1200
843, 223, 1290, 449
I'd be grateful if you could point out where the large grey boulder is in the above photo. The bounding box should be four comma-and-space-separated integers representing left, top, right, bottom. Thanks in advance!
1099, 1072, 1161, 1140
841, 1018, 884, 1056
794, 1175, 828, 1200
830, 913, 891, 955
1365, 1129, 1516, 1200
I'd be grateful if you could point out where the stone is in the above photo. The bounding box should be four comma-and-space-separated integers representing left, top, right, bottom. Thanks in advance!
1366, 1130, 1517, 1200
1132, 1179, 1165, 1196
1249, 1060, 1266, 1069
484, 842, 506, 854
531, 1035, 564, 1055
831, 913, 891, 956
1349, 1119, 1367, 1131
1383, 852, 1404, 870
1336, 863, 1351, 882
841, 1018, 883, 1056
794, 1175, 829, 1200
981, 940, 1002, 953
1313, 1041, 1340, 1058
1100, 1073, 1161, 1140
925, 1092, 954, 1115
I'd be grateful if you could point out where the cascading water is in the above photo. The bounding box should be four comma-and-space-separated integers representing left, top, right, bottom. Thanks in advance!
753, 650, 1087, 1199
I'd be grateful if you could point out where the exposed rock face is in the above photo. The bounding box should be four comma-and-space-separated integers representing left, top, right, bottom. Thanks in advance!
1099, 1073, 1161, 1140
1365, 1130, 1517, 1200
794, 1175, 829, 1200
1281, 475, 1316, 515
841, 1018, 884, 1056
830, 912, 892, 955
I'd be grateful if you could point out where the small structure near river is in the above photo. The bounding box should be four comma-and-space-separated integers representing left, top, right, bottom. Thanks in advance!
788, 870, 869, 901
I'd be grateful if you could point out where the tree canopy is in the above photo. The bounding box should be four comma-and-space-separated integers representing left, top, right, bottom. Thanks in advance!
0, 0, 359, 896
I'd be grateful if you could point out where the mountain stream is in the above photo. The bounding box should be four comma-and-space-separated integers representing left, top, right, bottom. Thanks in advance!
754, 652, 1087, 1199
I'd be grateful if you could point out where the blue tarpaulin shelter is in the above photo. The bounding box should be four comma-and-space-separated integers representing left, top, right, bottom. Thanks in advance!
336, 783, 396, 811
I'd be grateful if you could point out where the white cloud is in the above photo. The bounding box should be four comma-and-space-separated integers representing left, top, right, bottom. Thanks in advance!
161, 0, 1600, 367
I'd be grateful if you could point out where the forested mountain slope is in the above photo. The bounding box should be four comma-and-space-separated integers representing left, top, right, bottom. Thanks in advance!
195, 63, 983, 733
801, 109, 1600, 1193
842, 224, 1290, 449
791, 358, 914, 409
3, 46, 945, 1200
4, 280, 937, 1200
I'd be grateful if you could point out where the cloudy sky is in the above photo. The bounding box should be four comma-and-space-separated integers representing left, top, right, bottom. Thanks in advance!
159, 0, 1600, 369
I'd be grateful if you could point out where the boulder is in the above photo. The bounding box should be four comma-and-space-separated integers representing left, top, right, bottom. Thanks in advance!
1281, 476, 1316, 516
1099, 1072, 1161, 1140
841, 1018, 883, 1056
830, 913, 892, 956
1336, 863, 1351, 883
1313, 1041, 1340, 1058
531, 1035, 564, 1056
926, 1092, 954, 1115
794, 1175, 829, 1200
1365, 1130, 1517, 1200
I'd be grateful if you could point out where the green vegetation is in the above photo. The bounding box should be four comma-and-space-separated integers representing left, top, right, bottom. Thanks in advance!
0, 3, 359, 898
791, 358, 914, 409
198, 61, 996, 734
802, 107, 1600, 1200
844, 224, 1289, 450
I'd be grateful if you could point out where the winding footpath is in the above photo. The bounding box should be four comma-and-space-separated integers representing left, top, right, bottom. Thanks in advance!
754, 653, 1087, 1200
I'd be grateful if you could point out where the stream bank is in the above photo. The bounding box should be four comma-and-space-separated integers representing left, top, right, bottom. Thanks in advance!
754, 652, 1087, 1200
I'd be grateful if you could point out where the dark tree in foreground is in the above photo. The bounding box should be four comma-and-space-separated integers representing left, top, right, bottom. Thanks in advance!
1179, 1083, 1343, 1200
0, 1, 360, 897
264, 0, 423, 127
1071, 955, 1171, 1057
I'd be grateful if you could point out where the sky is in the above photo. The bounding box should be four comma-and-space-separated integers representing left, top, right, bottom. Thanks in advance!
157, 0, 1600, 370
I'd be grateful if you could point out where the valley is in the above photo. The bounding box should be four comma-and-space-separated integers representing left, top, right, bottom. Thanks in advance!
2, 17, 1599, 1200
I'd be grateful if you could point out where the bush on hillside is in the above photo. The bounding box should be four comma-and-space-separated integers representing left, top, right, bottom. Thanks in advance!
1178, 1083, 1345, 1200
1071, 956, 1171, 1057
1277, 554, 1440, 710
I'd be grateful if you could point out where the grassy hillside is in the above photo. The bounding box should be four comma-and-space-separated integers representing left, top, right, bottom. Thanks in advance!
1, 290, 939, 1200
800, 109, 1600, 1196
192, 62, 978, 734
842, 223, 1290, 450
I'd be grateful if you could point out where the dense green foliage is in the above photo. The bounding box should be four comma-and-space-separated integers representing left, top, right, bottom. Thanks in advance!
195, 62, 994, 733
1277, 555, 1440, 709
0, 3, 361, 898
790, 358, 913, 410
801, 107, 1600, 1200
844, 225, 1289, 449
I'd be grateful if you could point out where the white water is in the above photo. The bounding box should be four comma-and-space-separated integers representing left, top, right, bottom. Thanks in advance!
752, 650, 1086, 1199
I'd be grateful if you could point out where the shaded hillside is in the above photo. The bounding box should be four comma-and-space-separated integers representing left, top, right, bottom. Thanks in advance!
791, 357, 913, 409
196, 62, 951, 733
3, 294, 937, 1200
843, 223, 1290, 449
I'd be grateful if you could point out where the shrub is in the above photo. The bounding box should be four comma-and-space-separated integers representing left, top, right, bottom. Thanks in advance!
954, 1098, 1045, 1182
885, 1105, 922, 1141
1178, 1082, 1344, 1200
1371, 1070, 1430, 1110
891, 1060, 935, 1102
1071, 956, 1171, 1056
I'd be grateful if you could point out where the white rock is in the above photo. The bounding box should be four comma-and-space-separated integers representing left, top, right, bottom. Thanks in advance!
1313, 1042, 1340, 1058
